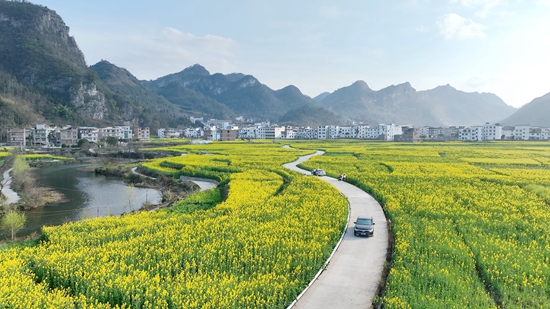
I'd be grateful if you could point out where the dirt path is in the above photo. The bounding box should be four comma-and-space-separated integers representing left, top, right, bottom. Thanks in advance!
283, 151, 389, 309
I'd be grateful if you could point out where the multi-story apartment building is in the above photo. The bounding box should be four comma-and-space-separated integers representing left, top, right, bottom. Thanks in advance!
481, 123, 502, 140
356, 124, 402, 141
220, 129, 238, 141
133, 127, 150, 141
203, 126, 220, 141
117, 126, 133, 140
78, 127, 99, 143
184, 127, 204, 139
99, 127, 123, 140
238, 127, 256, 139
207, 119, 232, 129
59, 126, 79, 146
283, 126, 298, 139
296, 127, 316, 139
459, 123, 501, 141
33, 124, 56, 146
338, 126, 355, 139
157, 128, 166, 138
7, 128, 31, 147
317, 126, 328, 139
256, 126, 285, 139
395, 127, 421, 142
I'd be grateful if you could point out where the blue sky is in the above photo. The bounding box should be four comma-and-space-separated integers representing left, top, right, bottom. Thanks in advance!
32, 0, 550, 107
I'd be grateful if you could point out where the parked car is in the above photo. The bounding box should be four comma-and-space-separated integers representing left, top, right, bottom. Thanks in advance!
354, 216, 375, 237
311, 169, 326, 176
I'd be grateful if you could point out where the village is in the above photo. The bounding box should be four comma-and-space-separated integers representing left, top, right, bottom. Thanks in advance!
4, 117, 550, 148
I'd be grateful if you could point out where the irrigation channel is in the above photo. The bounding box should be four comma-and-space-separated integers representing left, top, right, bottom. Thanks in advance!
284, 151, 389, 309
1, 164, 162, 240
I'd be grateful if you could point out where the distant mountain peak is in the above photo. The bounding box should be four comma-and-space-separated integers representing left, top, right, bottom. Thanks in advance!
181, 64, 210, 76
435, 84, 457, 91
351, 80, 372, 91
278, 85, 302, 94
381, 82, 416, 93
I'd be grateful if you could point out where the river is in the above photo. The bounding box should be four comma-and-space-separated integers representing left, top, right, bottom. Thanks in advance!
1, 164, 162, 240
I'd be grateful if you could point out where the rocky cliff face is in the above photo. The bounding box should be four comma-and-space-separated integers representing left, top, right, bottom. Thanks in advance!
0, 1, 114, 125
71, 83, 108, 120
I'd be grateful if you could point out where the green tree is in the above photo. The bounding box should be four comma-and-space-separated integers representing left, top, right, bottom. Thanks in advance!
1, 210, 27, 240
105, 136, 118, 147
12, 155, 29, 175
77, 139, 91, 151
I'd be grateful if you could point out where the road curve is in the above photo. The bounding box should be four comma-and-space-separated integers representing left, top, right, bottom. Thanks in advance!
2, 168, 20, 205
283, 151, 389, 309
131, 167, 218, 192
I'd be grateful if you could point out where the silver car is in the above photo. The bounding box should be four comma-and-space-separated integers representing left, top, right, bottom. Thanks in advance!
354, 216, 375, 237
311, 169, 326, 176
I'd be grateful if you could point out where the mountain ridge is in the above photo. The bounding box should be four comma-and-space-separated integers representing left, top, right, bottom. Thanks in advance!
2, 0, 547, 138
501, 92, 550, 127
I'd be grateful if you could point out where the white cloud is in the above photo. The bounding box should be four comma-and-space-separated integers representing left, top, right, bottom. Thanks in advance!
79, 28, 238, 80
437, 13, 487, 39
161, 27, 236, 57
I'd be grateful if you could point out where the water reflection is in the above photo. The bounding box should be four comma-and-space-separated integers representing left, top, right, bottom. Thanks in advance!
2, 164, 162, 239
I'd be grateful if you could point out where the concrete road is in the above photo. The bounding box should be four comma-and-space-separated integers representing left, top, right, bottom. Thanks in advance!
131, 167, 217, 191
283, 151, 388, 309
2, 168, 20, 205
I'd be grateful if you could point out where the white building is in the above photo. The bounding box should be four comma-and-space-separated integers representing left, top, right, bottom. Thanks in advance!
297, 127, 317, 139
238, 126, 256, 139
482, 123, 502, 140
256, 126, 285, 139
190, 117, 204, 124
184, 127, 204, 139
356, 124, 402, 141
458, 123, 502, 141
204, 126, 220, 140
78, 127, 99, 143
99, 127, 123, 140
459, 126, 483, 141
33, 124, 56, 146
116, 126, 133, 140
283, 126, 298, 139
511, 125, 530, 140
207, 119, 232, 129
338, 126, 355, 139
158, 128, 166, 138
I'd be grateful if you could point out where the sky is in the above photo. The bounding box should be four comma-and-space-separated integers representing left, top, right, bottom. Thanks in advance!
31, 0, 550, 108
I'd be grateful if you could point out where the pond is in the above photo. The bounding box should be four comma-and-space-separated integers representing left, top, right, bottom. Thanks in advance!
1, 164, 162, 240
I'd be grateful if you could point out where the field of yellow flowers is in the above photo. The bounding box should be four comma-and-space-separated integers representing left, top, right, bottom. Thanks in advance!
0, 142, 348, 308
2, 140, 549, 308
296, 140, 550, 308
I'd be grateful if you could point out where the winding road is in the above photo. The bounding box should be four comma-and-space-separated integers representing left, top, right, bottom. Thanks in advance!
131, 166, 217, 191
283, 151, 389, 309
2, 168, 20, 205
